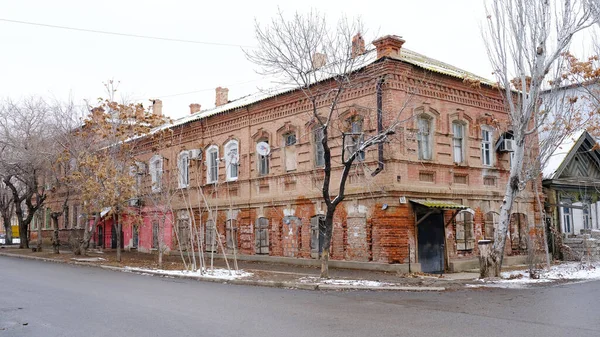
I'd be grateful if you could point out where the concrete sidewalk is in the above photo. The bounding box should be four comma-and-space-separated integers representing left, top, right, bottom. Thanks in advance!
0, 247, 480, 291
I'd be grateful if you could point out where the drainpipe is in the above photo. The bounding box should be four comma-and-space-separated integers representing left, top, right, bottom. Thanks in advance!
371, 76, 385, 177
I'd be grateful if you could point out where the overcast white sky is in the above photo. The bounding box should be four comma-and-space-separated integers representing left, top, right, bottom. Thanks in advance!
1, 1, 499, 119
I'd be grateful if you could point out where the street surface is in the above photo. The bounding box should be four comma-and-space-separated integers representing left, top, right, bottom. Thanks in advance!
1, 256, 599, 337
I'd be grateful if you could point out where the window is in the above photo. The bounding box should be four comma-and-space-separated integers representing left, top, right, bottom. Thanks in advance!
310, 215, 325, 258
176, 211, 190, 250
73, 205, 79, 228
257, 140, 269, 176
314, 127, 325, 167
283, 133, 297, 171
45, 208, 51, 229
205, 219, 216, 252
417, 116, 432, 160
583, 202, 591, 230
484, 211, 498, 240
149, 155, 163, 192
455, 211, 474, 250
152, 220, 159, 249
255, 217, 269, 254
225, 140, 239, 181
178, 151, 190, 188
452, 122, 465, 163
563, 205, 572, 234
226, 219, 237, 249
345, 118, 365, 162
63, 206, 69, 229
206, 145, 218, 184
481, 127, 493, 166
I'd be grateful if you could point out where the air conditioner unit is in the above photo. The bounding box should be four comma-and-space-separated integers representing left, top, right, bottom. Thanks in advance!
189, 149, 202, 160
129, 198, 141, 207
501, 139, 515, 152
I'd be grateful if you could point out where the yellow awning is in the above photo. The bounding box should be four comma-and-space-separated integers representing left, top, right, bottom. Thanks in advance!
410, 199, 468, 210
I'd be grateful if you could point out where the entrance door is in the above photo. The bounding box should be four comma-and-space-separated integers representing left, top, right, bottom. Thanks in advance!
97, 226, 104, 248
417, 213, 445, 274
111, 224, 117, 249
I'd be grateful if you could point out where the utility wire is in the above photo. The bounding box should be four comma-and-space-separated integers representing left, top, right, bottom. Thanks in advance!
0, 18, 256, 48
157, 79, 265, 98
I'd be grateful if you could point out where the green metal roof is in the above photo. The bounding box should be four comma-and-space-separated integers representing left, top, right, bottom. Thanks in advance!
410, 199, 469, 210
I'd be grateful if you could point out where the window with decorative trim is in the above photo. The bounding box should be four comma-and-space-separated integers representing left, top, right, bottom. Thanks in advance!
178, 151, 190, 188
149, 155, 163, 193
257, 139, 269, 176
224, 140, 239, 181
455, 211, 474, 250
345, 117, 365, 162
452, 122, 465, 164
417, 115, 432, 160
206, 145, 219, 184
481, 126, 493, 166
314, 127, 325, 167
283, 132, 297, 171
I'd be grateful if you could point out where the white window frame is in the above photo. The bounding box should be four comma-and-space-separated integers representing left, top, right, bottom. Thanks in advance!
452, 122, 465, 164
178, 151, 190, 188
481, 126, 493, 166
206, 145, 219, 184
257, 139, 269, 176
346, 117, 365, 162
417, 115, 432, 160
149, 155, 163, 193
225, 140, 239, 181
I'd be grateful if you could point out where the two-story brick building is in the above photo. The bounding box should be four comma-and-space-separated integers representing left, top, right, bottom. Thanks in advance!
40, 34, 539, 273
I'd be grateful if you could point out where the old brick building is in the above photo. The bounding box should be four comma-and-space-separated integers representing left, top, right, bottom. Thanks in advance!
40, 34, 539, 273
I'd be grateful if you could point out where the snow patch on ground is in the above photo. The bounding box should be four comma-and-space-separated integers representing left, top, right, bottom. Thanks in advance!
124, 267, 253, 280
476, 262, 600, 289
299, 276, 393, 287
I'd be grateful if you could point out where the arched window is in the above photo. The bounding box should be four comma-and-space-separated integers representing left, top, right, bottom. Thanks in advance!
178, 151, 190, 188
206, 145, 219, 184
149, 155, 163, 193
455, 210, 474, 250
282, 132, 297, 171
313, 127, 325, 167
257, 139, 269, 176
452, 121, 465, 164
345, 116, 365, 162
224, 140, 239, 181
417, 115, 432, 160
484, 211, 499, 240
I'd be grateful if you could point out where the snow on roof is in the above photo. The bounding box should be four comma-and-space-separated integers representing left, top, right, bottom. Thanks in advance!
157, 44, 495, 132
542, 130, 585, 179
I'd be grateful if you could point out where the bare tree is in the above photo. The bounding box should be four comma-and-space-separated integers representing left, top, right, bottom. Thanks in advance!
247, 10, 408, 278
481, 0, 593, 277
0, 97, 55, 248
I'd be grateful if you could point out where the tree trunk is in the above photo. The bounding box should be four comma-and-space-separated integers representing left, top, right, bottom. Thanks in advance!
77, 214, 99, 256
37, 216, 42, 251
18, 219, 29, 249
320, 248, 329, 278
479, 240, 493, 278
51, 215, 60, 254
2, 215, 12, 245
319, 211, 335, 279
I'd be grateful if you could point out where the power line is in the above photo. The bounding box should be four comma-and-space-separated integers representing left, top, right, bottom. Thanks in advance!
0, 18, 256, 48
157, 79, 265, 98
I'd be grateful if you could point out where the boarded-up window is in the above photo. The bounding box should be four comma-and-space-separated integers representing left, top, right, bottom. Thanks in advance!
510, 213, 527, 251
483, 176, 496, 186
255, 217, 269, 254
310, 215, 325, 258
453, 174, 468, 184
177, 212, 190, 251
484, 212, 498, 240
226, 219, 237, 249
205, 219, 216, 252
455, 212, 474, 250
152, 220, 159, 249
283, 133, 297, 172
419, 171, 435, 182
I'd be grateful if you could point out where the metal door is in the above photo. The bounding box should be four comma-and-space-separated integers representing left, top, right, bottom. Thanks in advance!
417, 213, 445, 274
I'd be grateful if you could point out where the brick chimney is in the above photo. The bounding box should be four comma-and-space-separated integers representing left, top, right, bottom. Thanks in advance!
189, 103, 201, 114
372, 35, 405, 59
312, 53, 327, 70
151, 99, 163, 116
215, 87, 229, 107
351, 33, 365, 58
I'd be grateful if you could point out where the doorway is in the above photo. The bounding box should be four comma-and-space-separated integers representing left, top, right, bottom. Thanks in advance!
417, 212, 445, 274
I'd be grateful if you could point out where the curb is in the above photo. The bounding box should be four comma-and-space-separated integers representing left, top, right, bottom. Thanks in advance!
0, 251, 445, 292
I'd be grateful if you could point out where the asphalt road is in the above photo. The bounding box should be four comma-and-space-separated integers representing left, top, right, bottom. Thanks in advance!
1, 256, 599, 337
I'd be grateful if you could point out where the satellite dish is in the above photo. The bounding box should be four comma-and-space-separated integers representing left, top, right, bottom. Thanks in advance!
256, 142, 271, 156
